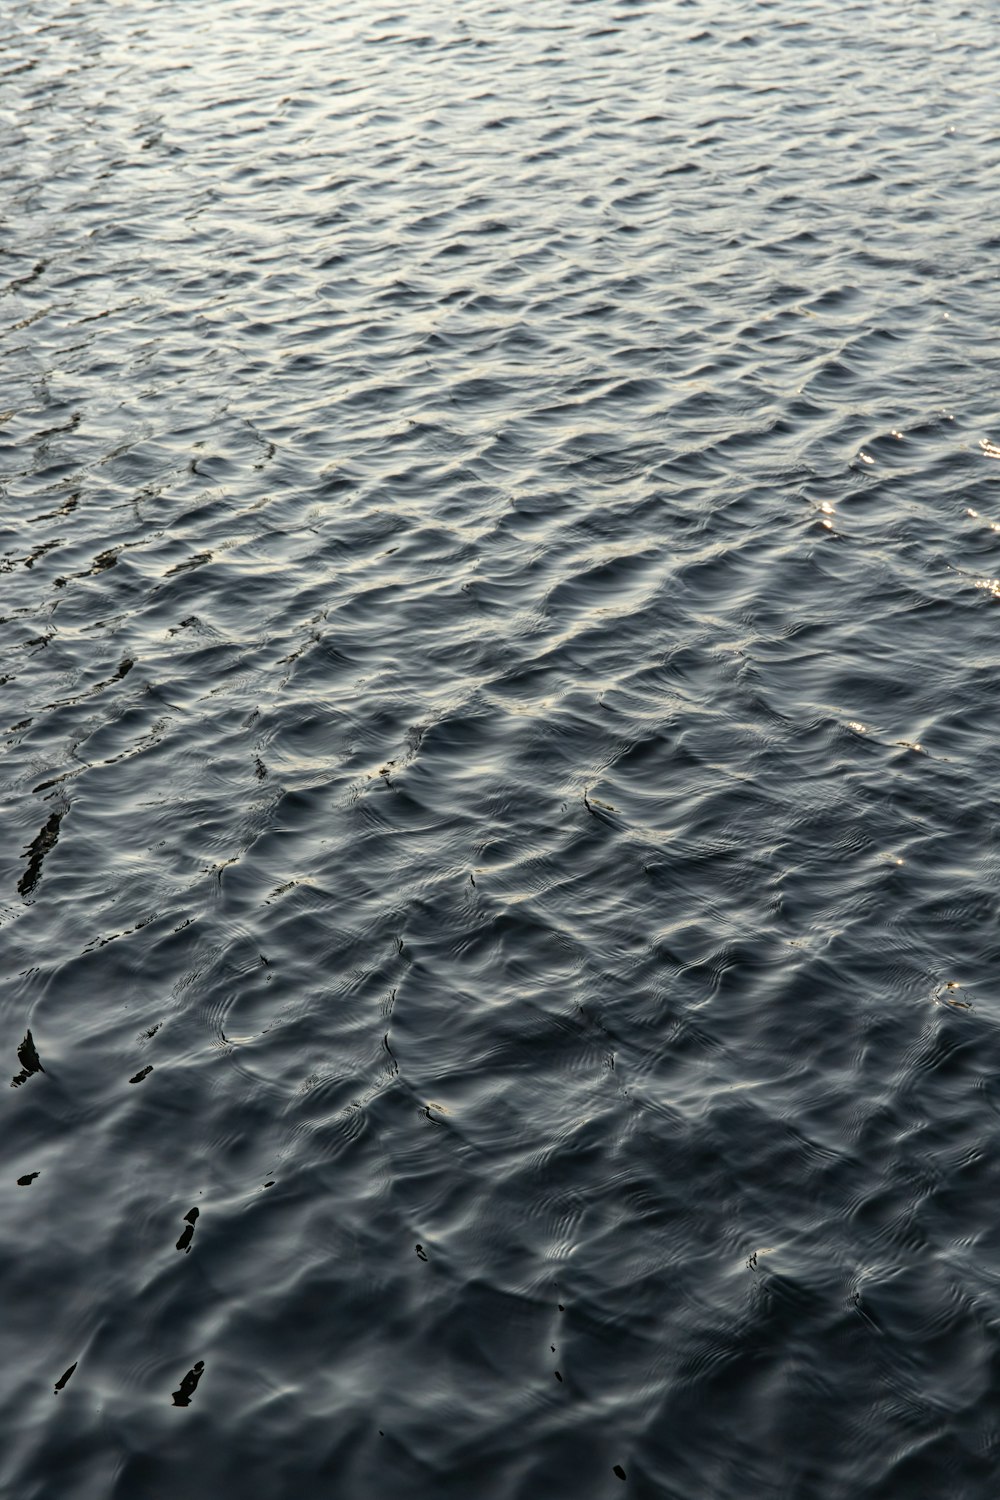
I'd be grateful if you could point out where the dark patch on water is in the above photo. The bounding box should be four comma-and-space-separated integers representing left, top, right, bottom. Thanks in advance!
171, 1360, 205, 1407
10, 1030, 44, 1089
175, 1206, 200, 1254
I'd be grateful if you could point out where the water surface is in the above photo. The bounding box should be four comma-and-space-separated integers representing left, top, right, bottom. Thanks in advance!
4, 1, 1000, 1495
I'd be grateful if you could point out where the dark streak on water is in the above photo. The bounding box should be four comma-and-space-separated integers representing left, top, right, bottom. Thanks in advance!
17, 812, 63, 898
3, 0, 1000, 1496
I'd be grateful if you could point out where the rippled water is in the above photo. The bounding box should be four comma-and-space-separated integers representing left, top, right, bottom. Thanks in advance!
4, 1, 1000, 1494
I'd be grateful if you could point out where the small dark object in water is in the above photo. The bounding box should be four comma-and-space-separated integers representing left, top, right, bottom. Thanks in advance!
176, 1207, 199, 1253
172, 1360, 205, 1407
11, 1030, 44, 1088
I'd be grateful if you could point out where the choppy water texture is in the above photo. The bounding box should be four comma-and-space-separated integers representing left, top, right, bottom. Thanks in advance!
3, 1, 1000, 1495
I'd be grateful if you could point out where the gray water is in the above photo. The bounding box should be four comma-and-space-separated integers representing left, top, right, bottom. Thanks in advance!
4, 1, 1000, 1495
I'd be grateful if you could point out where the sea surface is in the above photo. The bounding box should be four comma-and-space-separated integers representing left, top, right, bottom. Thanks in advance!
3, 1, 1000, 1495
